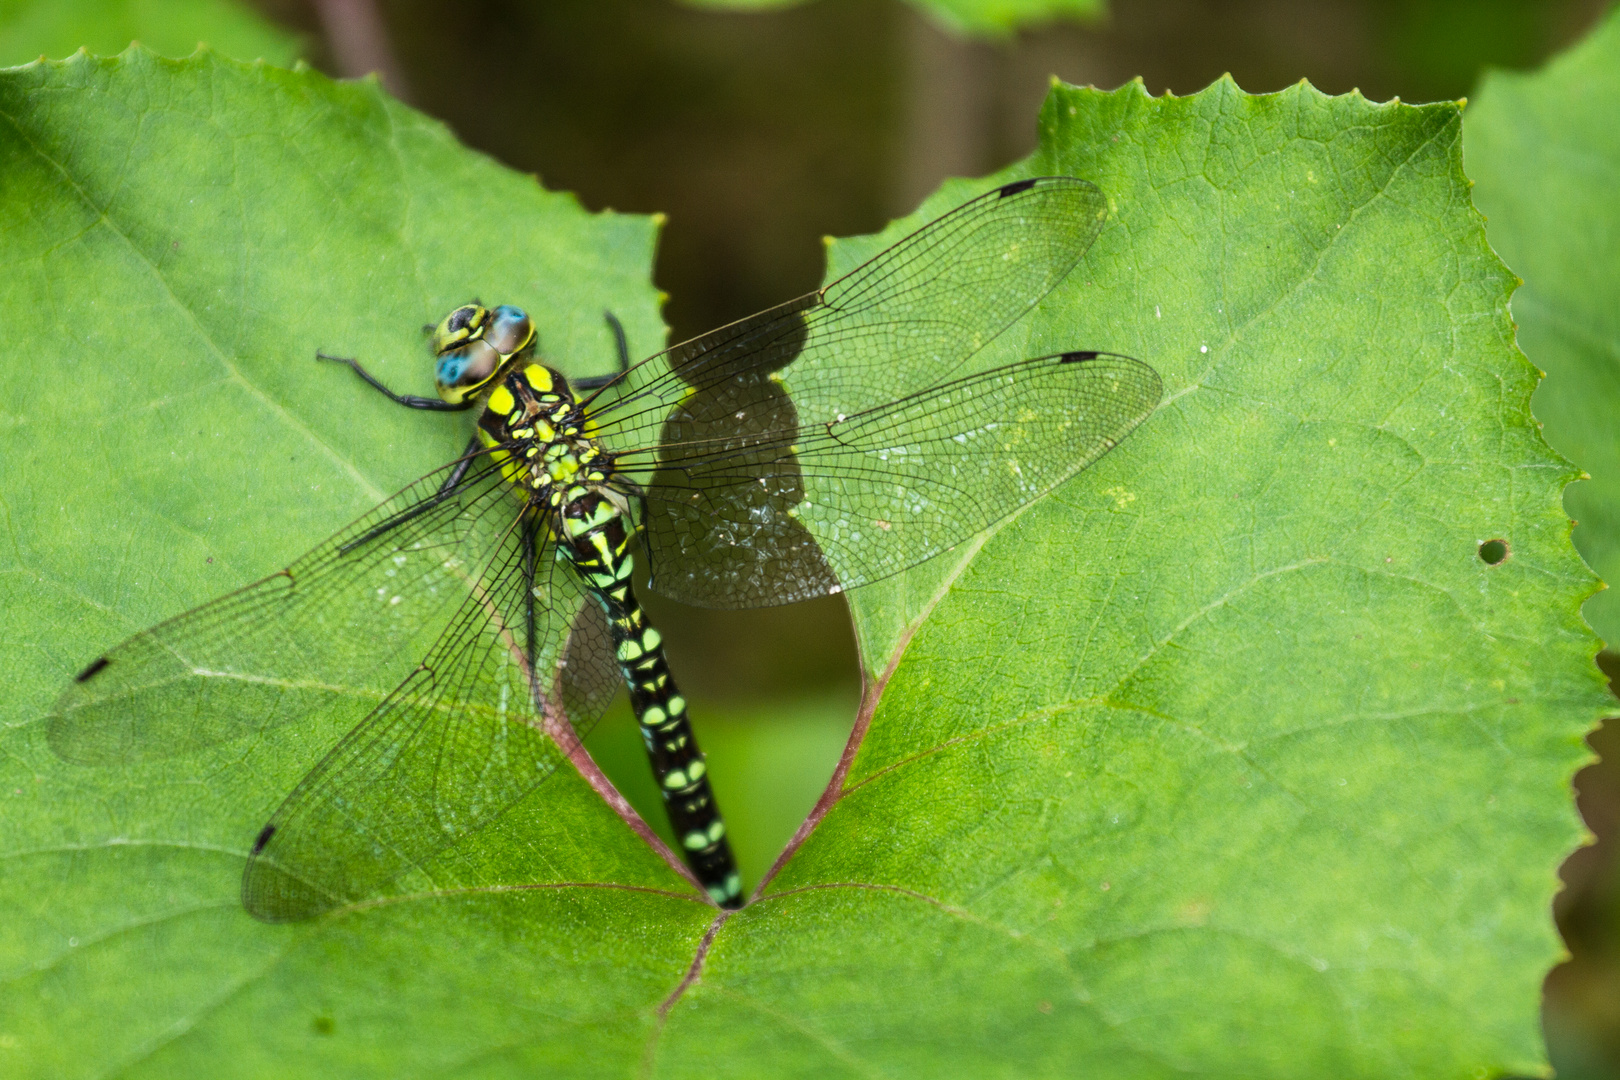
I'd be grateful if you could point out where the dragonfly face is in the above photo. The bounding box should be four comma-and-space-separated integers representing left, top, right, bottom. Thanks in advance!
432, 302, 536, 405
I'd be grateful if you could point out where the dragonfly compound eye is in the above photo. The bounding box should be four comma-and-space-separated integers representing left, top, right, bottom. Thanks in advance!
484, 305, 533, 356
431, 303, 490, 354
435, 339, 501, 403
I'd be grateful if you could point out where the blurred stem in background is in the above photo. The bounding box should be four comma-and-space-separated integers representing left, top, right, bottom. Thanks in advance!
896, 8, 995, 212
1554, 657, 1620, 1077
308, 0, 410, 99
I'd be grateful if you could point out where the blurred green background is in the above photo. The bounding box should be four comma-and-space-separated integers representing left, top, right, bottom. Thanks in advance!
6, 0, 1615, 1073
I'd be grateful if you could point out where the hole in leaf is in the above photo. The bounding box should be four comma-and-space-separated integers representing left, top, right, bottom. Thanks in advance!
1478, 538, 1509, 566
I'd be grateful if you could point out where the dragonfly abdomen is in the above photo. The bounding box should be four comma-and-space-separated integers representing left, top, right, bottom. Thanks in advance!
558, 487, 742, 908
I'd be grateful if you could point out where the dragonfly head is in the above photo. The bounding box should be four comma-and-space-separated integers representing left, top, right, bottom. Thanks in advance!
431, 303, 536, 405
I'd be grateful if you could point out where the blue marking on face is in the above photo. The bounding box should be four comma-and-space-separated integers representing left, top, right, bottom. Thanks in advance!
436, 348, 471, 386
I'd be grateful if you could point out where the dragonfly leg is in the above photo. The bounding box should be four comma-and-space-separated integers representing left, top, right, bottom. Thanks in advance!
337, 435, 486, 555
435, 434, 482, 497
604, 311, 631, 374
317, 351, 473, 412
571, 311, 632, 392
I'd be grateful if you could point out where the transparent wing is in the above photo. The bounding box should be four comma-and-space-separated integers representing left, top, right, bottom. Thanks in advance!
243, 519, 555, 920
555, 595, 621, 725
588, 176, 1110, 461
242, 524, 630, 921
623, 352, 1161, 608
47, 453, 523, 765
50, 435, 630, 922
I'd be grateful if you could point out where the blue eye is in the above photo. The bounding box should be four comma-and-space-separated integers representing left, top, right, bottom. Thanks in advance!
436, 351, 469, 385
485, 306, 533, 355
436, 339, 500, 391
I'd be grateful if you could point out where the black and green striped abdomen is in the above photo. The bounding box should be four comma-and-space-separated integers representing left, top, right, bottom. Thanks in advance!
559, 489, 741, 907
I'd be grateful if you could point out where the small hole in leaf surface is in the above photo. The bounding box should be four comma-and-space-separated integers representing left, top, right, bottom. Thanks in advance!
1479, 539, 1509, 566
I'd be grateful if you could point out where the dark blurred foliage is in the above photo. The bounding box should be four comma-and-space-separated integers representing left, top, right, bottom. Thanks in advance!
263, 0, 1611, 343
249, 1, 1618, 1070
1553, 665, 1620, 1080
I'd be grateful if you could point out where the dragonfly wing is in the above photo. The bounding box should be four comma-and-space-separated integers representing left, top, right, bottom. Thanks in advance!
554, 590, 622, 729
242, 516, 576, 921
590, 176, 1109, 464
593, 177, 1115, 609
631, 352, 1162, 608
47, 454, 519, 765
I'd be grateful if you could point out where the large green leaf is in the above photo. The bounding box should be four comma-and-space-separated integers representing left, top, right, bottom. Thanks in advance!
0, 49, 1603, 1078
0, 0, 299, 69
770, 79, 1605, 1077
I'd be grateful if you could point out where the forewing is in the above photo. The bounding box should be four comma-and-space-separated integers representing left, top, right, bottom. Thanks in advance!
629, 353, 1162, 608
555, 589, 622, 728
589, 177, 1109, 466
47, 453, 519, 765
585, 177, 1112, 608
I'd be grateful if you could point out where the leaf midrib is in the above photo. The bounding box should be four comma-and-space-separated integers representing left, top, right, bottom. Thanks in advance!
0, 86, 388, 505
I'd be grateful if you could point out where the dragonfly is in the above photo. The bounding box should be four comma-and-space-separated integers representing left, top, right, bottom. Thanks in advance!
46, 176, 1162, 921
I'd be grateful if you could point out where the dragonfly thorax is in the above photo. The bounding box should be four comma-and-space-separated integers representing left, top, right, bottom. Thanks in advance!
477, 361, 617, 517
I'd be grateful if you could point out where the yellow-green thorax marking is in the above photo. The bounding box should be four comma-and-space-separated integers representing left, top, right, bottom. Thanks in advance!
447, 305, 741, 907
